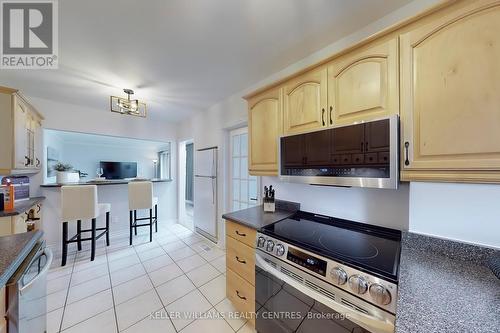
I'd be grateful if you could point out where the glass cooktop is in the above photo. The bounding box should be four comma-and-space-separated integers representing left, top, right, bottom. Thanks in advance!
260, 211, 401, 282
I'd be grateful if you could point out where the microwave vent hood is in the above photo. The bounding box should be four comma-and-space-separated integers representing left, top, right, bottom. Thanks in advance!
279, 115, 399, 189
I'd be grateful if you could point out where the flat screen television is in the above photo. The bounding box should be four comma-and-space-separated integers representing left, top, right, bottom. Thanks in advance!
100, 161, 137, 179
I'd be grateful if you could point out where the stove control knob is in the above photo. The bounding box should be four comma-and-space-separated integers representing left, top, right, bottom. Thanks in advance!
369, 284, 391, 305
275, 244, 285, 256
330, 267, 348, 285
348, 275, 368, 295
257, 237, 266, 248
266, 240, 275, 252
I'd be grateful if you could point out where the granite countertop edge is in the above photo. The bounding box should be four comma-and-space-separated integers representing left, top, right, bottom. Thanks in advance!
0, 230, 44, 288
0, 196, 45, 217
222, 200, 300, 230
41, 178, 172, 188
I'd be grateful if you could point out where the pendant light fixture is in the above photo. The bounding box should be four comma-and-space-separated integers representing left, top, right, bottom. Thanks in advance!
110, 89, 147, 117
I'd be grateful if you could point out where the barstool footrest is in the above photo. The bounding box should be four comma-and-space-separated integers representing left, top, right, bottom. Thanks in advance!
67, 230, 108, 243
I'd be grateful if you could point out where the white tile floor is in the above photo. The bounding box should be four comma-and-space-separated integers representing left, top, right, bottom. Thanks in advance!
46, 224, 256, 333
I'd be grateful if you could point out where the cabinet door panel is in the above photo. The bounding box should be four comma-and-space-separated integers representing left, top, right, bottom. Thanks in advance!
283, 68, 327, 134
331, 123, 364, 154
248, 88, 282, 175
33, 117, 42, 169
13, 97, 28, 169
304, 130, 331, 166
401, 1, 500, 170
329, 38, 399, 126
365, 119, 390, 152
281, 135, 304, 167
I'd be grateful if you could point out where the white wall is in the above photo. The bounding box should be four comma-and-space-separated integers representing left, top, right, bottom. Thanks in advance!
263, 178, 409, 230
409, 183, 500, 248
24, 96, 178, 251
178, 0, 441, 242
60, 139, 164, 180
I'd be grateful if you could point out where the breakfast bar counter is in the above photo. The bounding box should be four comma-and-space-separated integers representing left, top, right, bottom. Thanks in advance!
40, 178, 171, 187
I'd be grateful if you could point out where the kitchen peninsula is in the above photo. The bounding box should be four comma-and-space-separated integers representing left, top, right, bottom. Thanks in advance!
40, 178, 173, 255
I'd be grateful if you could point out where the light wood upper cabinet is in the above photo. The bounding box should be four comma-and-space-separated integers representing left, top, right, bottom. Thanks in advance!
283, 67, 328, 135
248, 87, 282, 175
400, 0, 500, 178
0, 87, 43, 175
328, 38, 399, 126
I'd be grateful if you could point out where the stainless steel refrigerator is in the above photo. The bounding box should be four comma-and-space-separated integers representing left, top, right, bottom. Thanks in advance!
194, 146, 218, 242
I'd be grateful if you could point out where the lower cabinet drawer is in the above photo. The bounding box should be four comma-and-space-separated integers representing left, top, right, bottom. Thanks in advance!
226, 236, 255, 285
226, 220, 256, 248
227, 268, 255, 323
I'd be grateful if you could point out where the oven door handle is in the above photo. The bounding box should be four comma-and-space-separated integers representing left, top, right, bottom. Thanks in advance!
255, 254, 394, 333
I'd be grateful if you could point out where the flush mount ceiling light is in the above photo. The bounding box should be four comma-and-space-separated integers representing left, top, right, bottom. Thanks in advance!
110, 89, 147, 117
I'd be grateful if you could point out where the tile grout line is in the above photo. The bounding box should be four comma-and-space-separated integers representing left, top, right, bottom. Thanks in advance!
58, 243, 114, 332
130, 236, 180, 333
48, 226, 228, 333
175, 238, 238, 332
56, 249, 80, 332
104, 237, 121, 333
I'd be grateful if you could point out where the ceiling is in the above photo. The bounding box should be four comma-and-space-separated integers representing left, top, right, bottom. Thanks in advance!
0, 0, 413, 122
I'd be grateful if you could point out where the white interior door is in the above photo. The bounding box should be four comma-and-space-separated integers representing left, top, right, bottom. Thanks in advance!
230, 128, 260, 211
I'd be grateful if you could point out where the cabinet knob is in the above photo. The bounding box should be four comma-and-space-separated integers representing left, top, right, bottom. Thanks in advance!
321, 108, 325, 126
329, 106, 333, 125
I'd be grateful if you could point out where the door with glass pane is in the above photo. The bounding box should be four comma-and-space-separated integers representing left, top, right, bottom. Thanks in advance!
230, 128, 259, 211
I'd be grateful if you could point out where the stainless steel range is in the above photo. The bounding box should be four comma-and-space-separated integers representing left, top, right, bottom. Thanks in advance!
255, 211, 401, 333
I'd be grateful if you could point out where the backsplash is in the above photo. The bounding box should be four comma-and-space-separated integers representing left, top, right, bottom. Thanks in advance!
262, 177, 410, 230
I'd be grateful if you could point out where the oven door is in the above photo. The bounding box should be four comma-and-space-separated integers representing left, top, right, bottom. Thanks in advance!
255, 250, 395, 333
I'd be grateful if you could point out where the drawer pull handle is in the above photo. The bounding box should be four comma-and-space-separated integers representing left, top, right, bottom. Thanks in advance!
235, 231, 246, 237
235, 256, 246, 264
404, 142, 410, 166
236, 290, 247, 300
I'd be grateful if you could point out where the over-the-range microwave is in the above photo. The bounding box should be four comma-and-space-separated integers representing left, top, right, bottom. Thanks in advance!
279, 115, 399, 189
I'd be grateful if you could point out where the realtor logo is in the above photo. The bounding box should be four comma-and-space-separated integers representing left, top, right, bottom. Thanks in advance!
1, 0, 58, 69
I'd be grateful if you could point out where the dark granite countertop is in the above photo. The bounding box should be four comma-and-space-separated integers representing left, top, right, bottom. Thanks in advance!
0, 196, 45, 217
222, 200, 300, 229
0, 230, 43, 287
40, 178, 172, 188
396, 232, 500, 333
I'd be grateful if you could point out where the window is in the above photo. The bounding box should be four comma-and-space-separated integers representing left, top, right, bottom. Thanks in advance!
230, 127, 259, 211
158, 143, 172, 180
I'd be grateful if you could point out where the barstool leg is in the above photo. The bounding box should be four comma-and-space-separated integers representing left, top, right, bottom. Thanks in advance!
76, 220, 82, 251
91, 218, 96, 261
62, 222, 68, 266
134, 210, 137, 235
106, 212, 110, 246
129, 211, 133, 246
155, 204, 158, 233
149, 208, 153, 242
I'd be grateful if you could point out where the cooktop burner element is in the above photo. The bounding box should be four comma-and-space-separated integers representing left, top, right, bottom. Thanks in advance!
318, 232, 379, 260
260, 211, 401, 282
